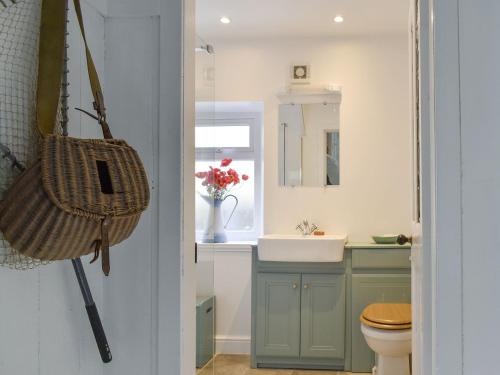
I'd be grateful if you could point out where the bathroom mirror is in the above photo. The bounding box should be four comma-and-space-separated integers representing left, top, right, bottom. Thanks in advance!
279, 102, 340, 186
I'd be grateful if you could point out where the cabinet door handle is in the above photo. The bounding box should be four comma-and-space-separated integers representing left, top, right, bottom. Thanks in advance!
292, 283, 298, 289
303, 284, 309, 289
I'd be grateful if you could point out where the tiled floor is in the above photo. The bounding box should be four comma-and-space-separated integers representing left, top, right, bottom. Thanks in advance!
196, 354, 371, 375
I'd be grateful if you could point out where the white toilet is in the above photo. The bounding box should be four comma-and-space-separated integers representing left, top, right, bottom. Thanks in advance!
360, 303, 412, 375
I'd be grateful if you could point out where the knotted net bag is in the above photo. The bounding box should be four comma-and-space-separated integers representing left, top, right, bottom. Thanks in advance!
0, 0, 57, 269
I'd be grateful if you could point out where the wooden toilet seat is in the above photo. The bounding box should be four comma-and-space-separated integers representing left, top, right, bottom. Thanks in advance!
360, 303, 412, 330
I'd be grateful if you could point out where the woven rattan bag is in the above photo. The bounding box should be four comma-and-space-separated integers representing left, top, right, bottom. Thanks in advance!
0, 0, 149, 275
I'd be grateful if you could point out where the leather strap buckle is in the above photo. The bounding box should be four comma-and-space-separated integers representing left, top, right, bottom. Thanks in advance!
93, 91, 106, 115
88, 90, 112, 140
101, 216, 112, 276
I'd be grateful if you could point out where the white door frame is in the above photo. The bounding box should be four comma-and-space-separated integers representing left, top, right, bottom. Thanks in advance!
417, 0, 464, 374
173, 0, 466, 374
157, 0, 196, 374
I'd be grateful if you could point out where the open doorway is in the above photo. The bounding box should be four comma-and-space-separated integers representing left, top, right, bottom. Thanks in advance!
192, 1, 423, 374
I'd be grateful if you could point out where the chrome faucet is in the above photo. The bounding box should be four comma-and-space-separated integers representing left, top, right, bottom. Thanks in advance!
296, 220, 319, 236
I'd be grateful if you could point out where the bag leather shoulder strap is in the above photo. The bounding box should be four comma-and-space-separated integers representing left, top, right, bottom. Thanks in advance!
71, 0, 112, 139
37, 0, 113, 139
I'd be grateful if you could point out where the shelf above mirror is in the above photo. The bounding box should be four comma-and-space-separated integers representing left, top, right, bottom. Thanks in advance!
277, 86, 342, 105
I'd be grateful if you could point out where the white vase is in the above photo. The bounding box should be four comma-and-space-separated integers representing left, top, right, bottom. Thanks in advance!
201, 195, 238, 243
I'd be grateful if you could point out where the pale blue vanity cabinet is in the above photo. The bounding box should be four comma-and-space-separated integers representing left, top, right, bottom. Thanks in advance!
300, 274, 345, 360
255, 272, 346, 366
251, 243, 411, 371
255, 273, 301, 358
251, 251, 347, 370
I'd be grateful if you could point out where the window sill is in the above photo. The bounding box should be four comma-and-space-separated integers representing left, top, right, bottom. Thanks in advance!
197, 241, 256, 253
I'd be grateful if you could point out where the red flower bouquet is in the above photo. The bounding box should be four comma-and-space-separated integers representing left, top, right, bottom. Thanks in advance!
195, 158, 249, 200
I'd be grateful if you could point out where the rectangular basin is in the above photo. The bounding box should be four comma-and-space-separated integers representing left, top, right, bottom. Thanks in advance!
258, 234, 347, 262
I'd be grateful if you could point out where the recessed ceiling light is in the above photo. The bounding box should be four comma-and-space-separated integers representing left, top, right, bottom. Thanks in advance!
220, 16, 231, 24
334, 15, 344, 23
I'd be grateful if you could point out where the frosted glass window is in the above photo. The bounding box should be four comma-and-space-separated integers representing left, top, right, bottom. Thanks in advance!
195, 109, 262, 242
195, 125, 250, 148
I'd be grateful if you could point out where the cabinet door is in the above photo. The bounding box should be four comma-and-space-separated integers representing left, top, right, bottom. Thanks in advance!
300, 274, 346, 360
351, 274, 411, 372
256, 273, 301, 358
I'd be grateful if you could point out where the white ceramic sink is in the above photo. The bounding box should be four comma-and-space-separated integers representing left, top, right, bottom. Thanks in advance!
258, 234, 347, 263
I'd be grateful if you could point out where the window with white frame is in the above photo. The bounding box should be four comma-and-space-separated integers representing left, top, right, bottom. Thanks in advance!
195, 106, 263, 242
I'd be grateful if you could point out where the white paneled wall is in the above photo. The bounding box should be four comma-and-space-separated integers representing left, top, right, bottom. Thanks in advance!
0, 2, 106, 375
0, 0, 193, 374
107, 0, 159, 18
103, 16, 160, 375
104, 0, 195, 374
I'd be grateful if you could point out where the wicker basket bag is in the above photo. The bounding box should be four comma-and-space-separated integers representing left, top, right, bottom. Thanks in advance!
0, 0, 149, 275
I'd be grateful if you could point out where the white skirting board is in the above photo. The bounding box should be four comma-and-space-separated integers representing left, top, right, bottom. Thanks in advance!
215, 335, 251, 354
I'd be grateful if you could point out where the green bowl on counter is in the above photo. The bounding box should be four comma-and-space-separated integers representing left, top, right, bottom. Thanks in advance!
372, 234, 399, 244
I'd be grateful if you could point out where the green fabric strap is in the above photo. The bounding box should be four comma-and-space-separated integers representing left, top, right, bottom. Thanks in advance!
36, 0, 66, 135
36, 0, 112, 139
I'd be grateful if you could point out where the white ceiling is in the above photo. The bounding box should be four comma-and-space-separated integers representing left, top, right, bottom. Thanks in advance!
196, 0, 410, 41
